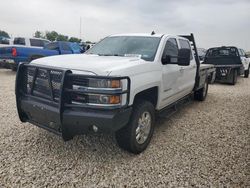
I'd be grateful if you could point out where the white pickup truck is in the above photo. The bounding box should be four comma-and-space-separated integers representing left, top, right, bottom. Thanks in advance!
16, 33, 215, 153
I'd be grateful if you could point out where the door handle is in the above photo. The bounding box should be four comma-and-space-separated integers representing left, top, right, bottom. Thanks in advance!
179, 67, 184, 72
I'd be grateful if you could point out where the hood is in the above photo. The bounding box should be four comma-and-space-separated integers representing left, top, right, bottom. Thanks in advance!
31, 54, 146, 76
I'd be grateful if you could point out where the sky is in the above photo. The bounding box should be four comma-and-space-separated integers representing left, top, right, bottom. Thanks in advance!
0, 0, 250, 50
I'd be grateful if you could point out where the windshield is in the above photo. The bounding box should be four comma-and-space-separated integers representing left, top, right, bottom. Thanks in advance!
86, 36, 161, 61
70, 43, 81, 53
206, 47, 238, 57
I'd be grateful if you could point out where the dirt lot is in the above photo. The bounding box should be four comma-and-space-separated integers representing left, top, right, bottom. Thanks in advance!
0, 69, 249, 187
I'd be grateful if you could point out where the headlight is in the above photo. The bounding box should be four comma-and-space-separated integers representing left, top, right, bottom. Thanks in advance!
71, 78, 129, 107
88, 79, 121, 89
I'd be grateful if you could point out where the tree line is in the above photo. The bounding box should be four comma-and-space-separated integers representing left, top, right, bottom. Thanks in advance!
34, 31, 82, 43
0, 29, 84, 43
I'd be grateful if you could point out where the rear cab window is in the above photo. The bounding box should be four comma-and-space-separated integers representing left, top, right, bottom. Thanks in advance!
206, 47, 238, 57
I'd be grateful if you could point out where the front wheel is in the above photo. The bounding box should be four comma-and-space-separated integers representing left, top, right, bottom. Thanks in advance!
115, 100, 155, 154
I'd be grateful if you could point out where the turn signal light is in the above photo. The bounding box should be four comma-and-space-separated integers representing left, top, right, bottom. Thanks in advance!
109, 95, 120, 104
111, 80, 121, 88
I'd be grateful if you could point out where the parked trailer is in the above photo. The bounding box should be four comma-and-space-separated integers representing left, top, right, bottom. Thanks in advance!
203, 46, 249, 85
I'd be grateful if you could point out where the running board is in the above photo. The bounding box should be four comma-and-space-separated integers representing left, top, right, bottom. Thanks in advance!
157, 95, 192, 118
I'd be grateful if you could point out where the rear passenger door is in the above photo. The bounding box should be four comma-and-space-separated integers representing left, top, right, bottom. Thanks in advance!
177, 38, 196, 96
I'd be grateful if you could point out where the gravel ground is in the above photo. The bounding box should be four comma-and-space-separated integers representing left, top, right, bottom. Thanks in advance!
0, 69, 249, 187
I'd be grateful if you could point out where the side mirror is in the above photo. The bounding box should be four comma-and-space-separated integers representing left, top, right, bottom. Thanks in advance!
245, 54, 248, 58
178, 48, 191, 66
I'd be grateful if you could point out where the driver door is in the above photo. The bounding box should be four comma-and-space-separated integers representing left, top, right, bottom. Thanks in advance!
160, 38, 182, 108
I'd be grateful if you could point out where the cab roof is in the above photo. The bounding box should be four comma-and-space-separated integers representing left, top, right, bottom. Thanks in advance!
110, 33, 166, 38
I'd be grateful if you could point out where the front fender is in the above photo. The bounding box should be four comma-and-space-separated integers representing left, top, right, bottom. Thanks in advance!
128, 71, 161, 106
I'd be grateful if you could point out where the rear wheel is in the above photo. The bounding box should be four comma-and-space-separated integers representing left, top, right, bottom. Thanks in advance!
194, 79, 208, 101
115, 100, 155, 154
244, 68, 249, 78
231, 69, 238, 85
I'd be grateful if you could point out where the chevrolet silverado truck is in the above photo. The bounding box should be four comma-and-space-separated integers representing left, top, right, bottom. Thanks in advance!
0, 41, 84, 71
203, 46, 249, 84
15, 33, 215, 154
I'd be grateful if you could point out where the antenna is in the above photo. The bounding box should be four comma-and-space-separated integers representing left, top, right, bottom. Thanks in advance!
151, 31, 155, 35
80, 17, 82, 40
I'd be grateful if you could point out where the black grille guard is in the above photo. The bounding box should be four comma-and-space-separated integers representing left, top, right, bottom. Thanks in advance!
15, 63, 131, 136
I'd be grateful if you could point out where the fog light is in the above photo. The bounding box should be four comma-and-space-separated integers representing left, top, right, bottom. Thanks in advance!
93, 125, 98, 132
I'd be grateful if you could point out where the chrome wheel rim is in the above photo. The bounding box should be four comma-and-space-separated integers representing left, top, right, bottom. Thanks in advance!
135, 111, 152, 144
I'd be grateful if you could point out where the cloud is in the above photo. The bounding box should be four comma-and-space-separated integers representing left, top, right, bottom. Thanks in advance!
0, 0, 249, 50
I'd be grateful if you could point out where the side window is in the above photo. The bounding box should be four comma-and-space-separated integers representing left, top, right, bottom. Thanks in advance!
0, 38, 10, 44
179, 39, 193, 60
61, 43, 71, 51
30, 39, 42, 47
240, 49, 245, 56
14, 38, 25, 45
162, 38, 178, 64
45, 43, 59, 50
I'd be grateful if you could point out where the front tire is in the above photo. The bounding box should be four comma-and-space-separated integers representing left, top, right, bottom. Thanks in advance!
115, 100, 155, 154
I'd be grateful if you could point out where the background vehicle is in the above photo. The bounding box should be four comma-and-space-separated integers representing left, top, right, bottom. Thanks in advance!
0, 36, 13, 48
238, 48, 250, 78
197, 48, 207, 62
16, 33, 215, 154
12, 37, 50, 48
0, 37, 50, 69
0, 41, 84, 70
203, 46, 249, 84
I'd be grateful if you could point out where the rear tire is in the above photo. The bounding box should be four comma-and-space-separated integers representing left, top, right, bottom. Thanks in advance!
115, 100, 155, 154
194, 79, 208, 101
244, 68, 249, 78
231, 69, 237, 85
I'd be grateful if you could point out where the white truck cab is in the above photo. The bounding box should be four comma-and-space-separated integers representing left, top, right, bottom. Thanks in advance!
16, 33, 215, 153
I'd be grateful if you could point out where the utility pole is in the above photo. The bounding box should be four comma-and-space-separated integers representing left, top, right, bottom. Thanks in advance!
80, 17, 82, 40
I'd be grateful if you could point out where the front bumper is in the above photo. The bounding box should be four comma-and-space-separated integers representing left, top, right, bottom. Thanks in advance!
19, 97, 132, 140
